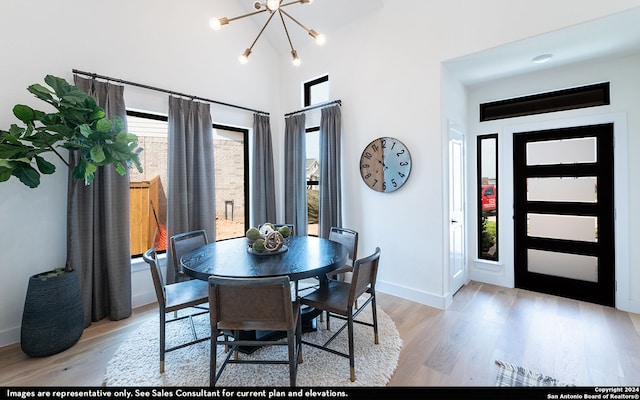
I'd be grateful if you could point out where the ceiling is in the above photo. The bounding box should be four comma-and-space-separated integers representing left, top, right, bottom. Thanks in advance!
228, 2, 640, 86
443, 6, 640, 86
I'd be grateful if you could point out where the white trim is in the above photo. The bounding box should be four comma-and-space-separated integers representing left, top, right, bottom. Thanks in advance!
377, 280, 450, 310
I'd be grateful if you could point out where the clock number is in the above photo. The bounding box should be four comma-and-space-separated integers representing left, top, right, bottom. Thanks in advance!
396, 149, 405, 157
372, 179, 379, 187
364, 152, 372, 160
371, 143, 379, 152
400, 161, 409, 167
398, 172, 406, 178
361, 163, 370, 169
364, 173, 371, 180
391, 179, 398, 188
382, 181, 386, 191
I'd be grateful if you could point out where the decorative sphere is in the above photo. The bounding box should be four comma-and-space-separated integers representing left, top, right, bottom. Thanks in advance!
246, 227, 261, 241
278, 225, 291, 238
252, 238, 266, 253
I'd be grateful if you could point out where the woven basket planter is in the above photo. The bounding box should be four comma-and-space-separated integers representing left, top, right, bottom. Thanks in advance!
20, 269, 84, 357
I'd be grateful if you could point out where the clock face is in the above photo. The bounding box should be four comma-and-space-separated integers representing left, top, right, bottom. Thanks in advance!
359, 137, 412, 193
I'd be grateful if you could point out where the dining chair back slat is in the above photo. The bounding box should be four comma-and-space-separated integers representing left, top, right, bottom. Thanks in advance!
170, 230, 208, 283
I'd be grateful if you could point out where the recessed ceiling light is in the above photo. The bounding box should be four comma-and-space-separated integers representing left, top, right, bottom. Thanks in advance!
532, 54, 553, 64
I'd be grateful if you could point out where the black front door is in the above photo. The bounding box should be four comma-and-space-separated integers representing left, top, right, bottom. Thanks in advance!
513, 123, 615, 306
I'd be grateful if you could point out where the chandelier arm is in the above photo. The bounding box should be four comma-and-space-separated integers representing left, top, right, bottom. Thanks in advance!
247, 10, 278, 51
227, 8, 268, 23
278, 10, 295, 52
278, 8, 313, 34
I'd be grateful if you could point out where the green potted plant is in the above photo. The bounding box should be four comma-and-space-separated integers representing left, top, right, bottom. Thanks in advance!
0, 75, 143, 357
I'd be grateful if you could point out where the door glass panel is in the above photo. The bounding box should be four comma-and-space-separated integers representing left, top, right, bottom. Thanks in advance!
527, 137, 597, 166
528, 249, 598, 282
528, 214, 598, 242
527, 177, 597, 203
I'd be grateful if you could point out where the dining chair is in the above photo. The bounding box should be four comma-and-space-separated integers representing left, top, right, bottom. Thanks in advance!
208, 275, 303, 387
142, 248, 210, 373
326, 227, 359, 282
298, 227, 359, 306
170, 230, 208, 283
299, 247, 381, 382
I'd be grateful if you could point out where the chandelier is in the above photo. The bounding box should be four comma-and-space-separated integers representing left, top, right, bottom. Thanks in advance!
210, 0, 326, 66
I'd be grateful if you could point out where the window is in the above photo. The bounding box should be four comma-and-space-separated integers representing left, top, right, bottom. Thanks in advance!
127, 111, 168, 257
126, 111, 248, 257
303, 75, 329, 107
477, 134, 498, 261
302, 75, 329, 236
212, 124, 249, 241
306, 127, 320, 236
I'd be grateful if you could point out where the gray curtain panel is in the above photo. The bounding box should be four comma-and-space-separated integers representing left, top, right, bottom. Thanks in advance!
251, 113, 277, 226
318, 104, 343, 238
166, 96, 217, 283
69, 77, 132, 327
284, 113, 307, 236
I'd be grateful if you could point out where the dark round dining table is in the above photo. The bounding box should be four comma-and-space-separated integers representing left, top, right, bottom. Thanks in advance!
180, 235, 347, 347
180, 235, 347, 285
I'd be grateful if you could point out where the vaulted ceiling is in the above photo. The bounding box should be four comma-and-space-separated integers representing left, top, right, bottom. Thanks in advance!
228, 1, 640, 86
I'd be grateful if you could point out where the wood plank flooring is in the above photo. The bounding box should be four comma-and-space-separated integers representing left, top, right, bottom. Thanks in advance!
1, 281, 639, 387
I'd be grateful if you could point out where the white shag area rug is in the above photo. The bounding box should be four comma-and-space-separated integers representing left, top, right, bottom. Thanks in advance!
104, 305, 402, 387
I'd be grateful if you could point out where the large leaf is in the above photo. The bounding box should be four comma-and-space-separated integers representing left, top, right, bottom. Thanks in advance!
0, 143, 28, 159
95, 118, 112, 133
35, 155, 56, 175
13, 104, 36, 124
79, 124, 93, 138
0, 166, 12, 182
90, 145, 106, 163
27, 83, 54, 103
13, 163, 40, 188
44, 75, 73, 96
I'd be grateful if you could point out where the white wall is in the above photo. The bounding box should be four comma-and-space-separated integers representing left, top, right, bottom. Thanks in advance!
466, 53, 640, 312
2, 0, 640, 348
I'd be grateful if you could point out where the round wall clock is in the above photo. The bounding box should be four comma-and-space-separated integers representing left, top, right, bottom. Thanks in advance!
359, 137, 412, 193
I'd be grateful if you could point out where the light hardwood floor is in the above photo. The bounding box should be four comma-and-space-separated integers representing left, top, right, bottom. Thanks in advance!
1, 281, 639, 387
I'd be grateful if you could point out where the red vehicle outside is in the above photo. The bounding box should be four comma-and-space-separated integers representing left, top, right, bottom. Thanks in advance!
481, 184, 497, 212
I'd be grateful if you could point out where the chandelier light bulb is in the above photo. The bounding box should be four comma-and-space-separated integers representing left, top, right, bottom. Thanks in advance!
309, 30, 326, 46
266, 0, 280, 11
209, 17, 221, 31
239, 49, 252, 64
291, 50, 301, 66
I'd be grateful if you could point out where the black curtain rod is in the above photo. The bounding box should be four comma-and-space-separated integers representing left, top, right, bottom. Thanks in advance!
284, 99, 342, 117
72, 69, 270, 116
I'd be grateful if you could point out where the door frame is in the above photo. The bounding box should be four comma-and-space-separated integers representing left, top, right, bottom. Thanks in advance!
499, 113, 630, 310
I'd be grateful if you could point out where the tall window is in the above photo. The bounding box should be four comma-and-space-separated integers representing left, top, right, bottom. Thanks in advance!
126, 111, 248, 257
306, 127, 320, 236
212, 124, 249, 241
477, 134, 498, 261
302, 75, 329, 236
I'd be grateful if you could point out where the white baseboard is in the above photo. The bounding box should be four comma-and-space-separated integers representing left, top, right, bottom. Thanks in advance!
377, 279, 449, 310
